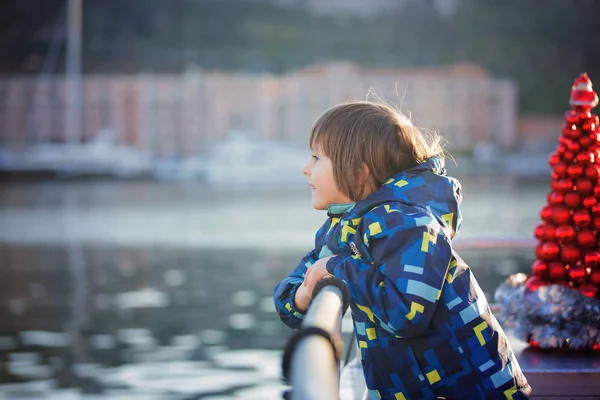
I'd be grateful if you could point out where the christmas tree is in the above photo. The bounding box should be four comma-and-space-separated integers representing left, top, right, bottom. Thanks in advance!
530, 73, 600, 297
494, 73, 600, 351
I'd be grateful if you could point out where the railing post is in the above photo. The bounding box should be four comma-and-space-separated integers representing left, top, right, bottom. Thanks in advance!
282, 278, 350, 400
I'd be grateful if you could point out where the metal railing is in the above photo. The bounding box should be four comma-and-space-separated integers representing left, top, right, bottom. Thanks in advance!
282, 278, 351, 400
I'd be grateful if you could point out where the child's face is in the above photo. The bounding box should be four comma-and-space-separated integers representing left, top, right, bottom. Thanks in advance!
302, 146, 352, 210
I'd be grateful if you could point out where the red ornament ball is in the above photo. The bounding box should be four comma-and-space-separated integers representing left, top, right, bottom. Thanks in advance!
561, 245, 582, 264
593, 216, 600, 230
536, 242, 560, 261
575, 178, 593, 195
565, 110, 579, 124
557, 143, 567, 154
566, 140, 581, 154
540, 204, 554, 222
579, 111, 592, 120
576, 152, 594, 165
567, 164, 584, 179
584, 165, 599, 179
594, 185, 600, 198
548, 192, 564, 205
558, 179, 574, 192
553, 162, 568, 177
582, 121, 597, 131
573, 209, 592, 227
563, 192, 581, 208
550, 180, 561, 192
555, 225, 576, 244
578, 284, 598, 298
548, 262, 568, 280
590, 269, 600, 285
584, 251, 600, 268
582, 196, 598, 208
568, 265, 587, 283
525, 276, 547, 292
563, 151, 576, 162
532, 260, 548, 277
548, 151, 561, 166
551, 206, 571, 225
534, 222, 556, 241
562, 123, 577, 137
577, 229, 597, 248
579, 135, 593, 148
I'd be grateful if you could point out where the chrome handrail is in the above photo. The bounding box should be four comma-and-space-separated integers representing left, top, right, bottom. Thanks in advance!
283, 278, 350, 400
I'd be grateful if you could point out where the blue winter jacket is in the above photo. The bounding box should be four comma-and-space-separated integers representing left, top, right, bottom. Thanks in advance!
274, 156, 531, 400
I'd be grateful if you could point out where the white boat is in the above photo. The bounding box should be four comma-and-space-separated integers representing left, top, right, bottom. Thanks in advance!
203, 133, 308, 187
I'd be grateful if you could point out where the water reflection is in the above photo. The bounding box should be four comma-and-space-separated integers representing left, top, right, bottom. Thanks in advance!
0, 242, 534, 398
0, 179, 543, 398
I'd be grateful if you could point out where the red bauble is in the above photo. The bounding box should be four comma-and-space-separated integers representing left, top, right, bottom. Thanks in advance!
536, 242, 560, 261
578, 284, 598, 298
548, 151, 560, 167
534, 222, 556, 241
582, 196, 598, 208
590, 269, 600, 285
551, 206, 571, 225
571, 129, 583, 140
594, 185, 600, 198
567, 140, 581, 154
584, 251, 600, 268
563, 192, 581, 208
582, 120, 597, 131
563, 151, 576, 162
548, 262, 568, 280
540, 204, 554, 222
547, 192, 564, 205
584, 165, 599, 179
557, 143, 567, 154
561, 245, 582, 264
555, 225, 576, 244
551, 180, 561, 192
576, 152, 593, 165
558, 178, 574, 192
562, 124, 575, 138
577, 229, 597, 248
532, 260, 548, 278
579, 111, 592, 120
592, 216, 600, 231
567, 163, 584, 178
579, 135, 593, 148
575, 178, 593, 195
568, 265, 587, 283
525, 276, 547, 292
553, 162, 568, 177
565, 110, 579, 124
593, 203, 600, 216
573, 209, 592, 227
548, 151, 561, 166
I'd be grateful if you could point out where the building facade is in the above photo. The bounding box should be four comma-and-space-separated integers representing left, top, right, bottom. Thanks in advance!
0, 62, 517, 156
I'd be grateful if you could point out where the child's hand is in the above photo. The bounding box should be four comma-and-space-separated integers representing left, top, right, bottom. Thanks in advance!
303, 256, 334, 297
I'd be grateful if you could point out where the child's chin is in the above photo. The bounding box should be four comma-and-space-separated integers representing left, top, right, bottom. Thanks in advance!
311, 201, 327, 211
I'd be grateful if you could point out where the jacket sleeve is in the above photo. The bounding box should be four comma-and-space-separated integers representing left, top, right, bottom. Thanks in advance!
325, 204, 452, 337
273, 219, 330, 329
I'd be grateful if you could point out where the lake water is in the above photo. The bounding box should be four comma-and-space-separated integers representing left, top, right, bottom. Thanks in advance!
0, 176, 548, 399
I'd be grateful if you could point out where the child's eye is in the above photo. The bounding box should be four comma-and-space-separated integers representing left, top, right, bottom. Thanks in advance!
311, 154, 319, 162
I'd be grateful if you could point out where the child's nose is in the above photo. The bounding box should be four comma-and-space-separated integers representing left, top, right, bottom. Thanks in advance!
302, 161, 311, 176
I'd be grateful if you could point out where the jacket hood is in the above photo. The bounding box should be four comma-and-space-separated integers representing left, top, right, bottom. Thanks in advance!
350, 155, 463, 238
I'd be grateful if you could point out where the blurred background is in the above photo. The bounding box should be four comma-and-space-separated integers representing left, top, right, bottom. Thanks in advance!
0, 0, 599, 398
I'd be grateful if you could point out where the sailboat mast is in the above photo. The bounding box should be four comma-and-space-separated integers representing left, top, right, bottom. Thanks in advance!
65, 0, 82, 145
